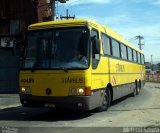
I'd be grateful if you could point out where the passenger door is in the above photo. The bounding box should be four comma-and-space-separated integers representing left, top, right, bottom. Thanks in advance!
91, 29, 110, 91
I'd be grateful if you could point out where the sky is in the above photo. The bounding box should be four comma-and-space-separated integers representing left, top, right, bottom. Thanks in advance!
58, 0, 160, 63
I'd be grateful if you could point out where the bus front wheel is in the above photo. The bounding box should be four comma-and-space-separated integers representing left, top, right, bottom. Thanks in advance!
98, 89, 111, 112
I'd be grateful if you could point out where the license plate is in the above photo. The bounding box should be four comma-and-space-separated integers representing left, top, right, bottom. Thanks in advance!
44, 103, 55, 108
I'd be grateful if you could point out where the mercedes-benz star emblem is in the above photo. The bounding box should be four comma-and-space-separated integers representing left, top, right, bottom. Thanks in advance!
46, 88, 52, 95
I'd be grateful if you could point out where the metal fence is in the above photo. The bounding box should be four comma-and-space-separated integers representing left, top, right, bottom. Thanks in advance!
146, 74, 160, 83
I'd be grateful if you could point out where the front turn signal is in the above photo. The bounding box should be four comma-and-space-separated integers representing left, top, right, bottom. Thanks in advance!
85, 87, 91, 96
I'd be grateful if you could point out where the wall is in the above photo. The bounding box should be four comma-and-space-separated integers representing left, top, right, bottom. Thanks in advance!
0, 0, 38, 93
0, 49, 19, 93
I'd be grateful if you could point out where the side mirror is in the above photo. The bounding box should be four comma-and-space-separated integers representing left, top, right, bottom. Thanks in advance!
92, 38, 101, 68
95, 54, 100, 60
95, 39, 100, 54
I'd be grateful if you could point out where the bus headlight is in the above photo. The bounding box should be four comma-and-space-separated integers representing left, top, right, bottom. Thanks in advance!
78, 88, 84, 95
70, 88, 77, 95
70, 88, 85, 96
20, 87, 31, 94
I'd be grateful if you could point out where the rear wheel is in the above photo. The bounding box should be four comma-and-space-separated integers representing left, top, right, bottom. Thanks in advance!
131, 84, 137, 97
139, 81, 142, 90
136, 82, 140, 95
98, 89, 111, 112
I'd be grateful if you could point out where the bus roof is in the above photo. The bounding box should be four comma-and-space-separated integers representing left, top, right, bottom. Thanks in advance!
28, 19, 143, 53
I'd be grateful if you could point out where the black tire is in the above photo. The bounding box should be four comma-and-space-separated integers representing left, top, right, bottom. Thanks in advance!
131, 84, 137, 97
136, 82, 140, 95
139, 81, 142, 90
98, 89, 111, 112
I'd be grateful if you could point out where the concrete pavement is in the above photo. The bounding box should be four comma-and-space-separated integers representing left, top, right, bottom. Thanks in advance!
0, 94, 21, 111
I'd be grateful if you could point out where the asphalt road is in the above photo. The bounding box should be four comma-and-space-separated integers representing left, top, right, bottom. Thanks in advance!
0, 82, 160, 133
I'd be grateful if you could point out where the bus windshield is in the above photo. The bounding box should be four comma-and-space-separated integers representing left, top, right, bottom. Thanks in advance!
22, 27, 90, 70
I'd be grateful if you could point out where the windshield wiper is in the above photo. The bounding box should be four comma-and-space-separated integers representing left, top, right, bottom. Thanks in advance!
63, 67, 69, 73
31, 61, 39, 72
31, 64, 36, 73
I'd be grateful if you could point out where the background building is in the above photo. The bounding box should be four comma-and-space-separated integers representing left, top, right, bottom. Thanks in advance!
0, 0, 50, 93
145, 62, 159, 74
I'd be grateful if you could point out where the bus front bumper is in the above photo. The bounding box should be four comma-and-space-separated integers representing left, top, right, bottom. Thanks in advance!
19, 94, 101, 111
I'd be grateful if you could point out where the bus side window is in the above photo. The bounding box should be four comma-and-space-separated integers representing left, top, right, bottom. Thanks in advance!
127, 47, 133, 61
101, 33, 111, 56
141, 54, 145, 64
133, 50, 137, 63
120, 43, 127, 60
91, 29, 100, 69
111, 39, 120, 58
137, 52, 141, 64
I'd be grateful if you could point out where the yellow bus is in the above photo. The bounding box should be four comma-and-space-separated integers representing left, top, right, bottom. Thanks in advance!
19, 19, 145, 111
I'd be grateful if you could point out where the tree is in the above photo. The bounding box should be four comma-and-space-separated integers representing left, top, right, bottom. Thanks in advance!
156, 63, 160, 73
157, 63, 160, 70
